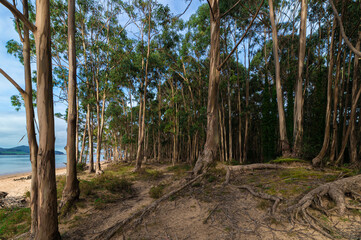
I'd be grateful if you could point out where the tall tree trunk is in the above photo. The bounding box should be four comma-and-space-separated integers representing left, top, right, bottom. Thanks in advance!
135, 3, 151, 171
79, 118, 88, 164
18, 0, 39, 234
329, 26, 343, 163
193, 0, 220, 175
236, 45, 242, 164
312, 18, 337, 166
87, 104, 95, 173
268, 0, 290, 156
34, 0, 60, 237
349, 30, 361, 164
157, 81, 161, 162
60, 0, 79, 211
243, 43, 250, 162
96, 93, 106, 173
75, 98, 79, 162
227, 75, 232, 161
293, 0, 308, 157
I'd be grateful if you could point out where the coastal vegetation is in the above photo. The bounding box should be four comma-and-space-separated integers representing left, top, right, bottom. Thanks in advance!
0, 0, 360, 239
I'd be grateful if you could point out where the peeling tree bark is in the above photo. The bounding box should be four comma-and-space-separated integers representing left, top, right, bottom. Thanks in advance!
293, 0, 308, 157
34, 0, 61, 237
268, 0, 290, 156
193, 0, 220, 175
60, 0, 80, 212
312, 18, 336, 166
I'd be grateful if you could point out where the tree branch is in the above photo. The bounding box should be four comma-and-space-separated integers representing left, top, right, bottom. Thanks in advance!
0, 0, 36, 33
175, 0, 193, 19
206, 0, 215, 20
217, 0, 264, 70
220, 0, 242, 18
329, 0, 361, 57
0, 68, 26, 96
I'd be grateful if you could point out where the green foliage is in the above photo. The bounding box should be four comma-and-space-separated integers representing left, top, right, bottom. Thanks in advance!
77, 162, 87, 172
167, 164, 191, 176
0, 208, 31, 239
93, 173, 134, 194
269, 158, 307, 164
134, 169, 164, 181
149, 184, 166, 199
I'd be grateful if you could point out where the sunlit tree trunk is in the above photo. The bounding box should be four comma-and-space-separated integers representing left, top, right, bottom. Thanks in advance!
268, 0, 290, 156
293, 0, 308, 157
35, 0, 60, 237
60, 0, 80, 212
312, 18, 336, 166
193, 0, 220, 175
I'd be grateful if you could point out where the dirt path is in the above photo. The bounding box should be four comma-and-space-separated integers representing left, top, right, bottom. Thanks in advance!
60, 164, 174, 240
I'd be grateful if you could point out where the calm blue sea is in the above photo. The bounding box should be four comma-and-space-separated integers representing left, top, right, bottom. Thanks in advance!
0, 155, 67, 176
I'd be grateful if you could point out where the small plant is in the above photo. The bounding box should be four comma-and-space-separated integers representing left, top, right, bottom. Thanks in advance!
149, 184, 166, 199
76, 162, 87, 172
24, 191, 30, 199
135, 168, 164, 181
0, 208, 31, 239
93, 173, 134, 194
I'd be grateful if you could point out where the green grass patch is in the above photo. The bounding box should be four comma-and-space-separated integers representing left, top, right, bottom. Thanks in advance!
107, 163, 133, 176
167, 164, 191, 176
269, 158, 307, 164
149, 184, 166, 199
93, 173, 134, 194
134, 168, 164, 181
56, 175, 66, 200
0, 208, 31, 239
76, 162, 87, 172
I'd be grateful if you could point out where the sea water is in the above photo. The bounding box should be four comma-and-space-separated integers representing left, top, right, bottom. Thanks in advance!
0, 155, 67, 176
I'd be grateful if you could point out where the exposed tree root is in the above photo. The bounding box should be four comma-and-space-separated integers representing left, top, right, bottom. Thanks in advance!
94, 174, 204, 240
237, 184, 282, 215
288, 174, 361, 239
225, 164, 289, 184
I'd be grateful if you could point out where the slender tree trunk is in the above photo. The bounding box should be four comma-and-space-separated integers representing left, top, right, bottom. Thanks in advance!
19, 0, 39, 234
157, 81, 161, 162
87, 105, 95, 173
193, 0, 220, 175
75, 98, 79, 162
293, 0, 308, 157
312, 18, 337, 166
60, 0, 79, 211
96, 93, 106, 173
243, 43, 250, 162
135, 3, 151, 171
236, 41, 242, 164
227, 75, 232, 161
349, 30, 361, 164
79, 118, 88, 164
329, 28, 343, 163
219, 108, 224, 162
268, 0, 290, 156
34, 0, 60, 237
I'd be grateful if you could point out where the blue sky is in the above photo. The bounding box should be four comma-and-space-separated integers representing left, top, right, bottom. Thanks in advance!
0, 0, 202, 152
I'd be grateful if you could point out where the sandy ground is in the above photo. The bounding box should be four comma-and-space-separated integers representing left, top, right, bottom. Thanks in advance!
0, 168, 67, 198
0, 161, 110, 198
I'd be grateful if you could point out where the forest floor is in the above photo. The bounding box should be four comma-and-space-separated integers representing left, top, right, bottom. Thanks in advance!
6, 159, 361, 240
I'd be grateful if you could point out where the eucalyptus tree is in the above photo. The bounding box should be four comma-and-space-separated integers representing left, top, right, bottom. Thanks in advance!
193, 0, 264, 175
1, 0, 61, 237
1, 0, 39, 234
59, 0, 80, 212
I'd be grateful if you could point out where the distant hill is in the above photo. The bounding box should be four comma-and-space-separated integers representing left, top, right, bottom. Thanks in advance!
0, 146, 64, 155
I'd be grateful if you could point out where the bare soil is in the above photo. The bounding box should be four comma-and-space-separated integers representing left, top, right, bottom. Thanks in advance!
55, 162, 361, 240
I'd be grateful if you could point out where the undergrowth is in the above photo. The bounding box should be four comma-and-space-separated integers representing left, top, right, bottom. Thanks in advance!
0, 208, 31, 239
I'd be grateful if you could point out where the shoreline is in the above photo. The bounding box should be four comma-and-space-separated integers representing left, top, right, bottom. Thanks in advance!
0, 166, 67, 180
0, 161, 110, 198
